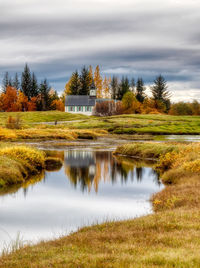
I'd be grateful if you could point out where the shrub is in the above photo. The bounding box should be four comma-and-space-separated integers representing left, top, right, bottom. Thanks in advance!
93, 100, 119, 116
6, 116, 22, 129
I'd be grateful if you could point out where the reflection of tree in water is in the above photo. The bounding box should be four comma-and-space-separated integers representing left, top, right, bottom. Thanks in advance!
64, 150, 160, 192
136, 167, 143, 182
66, 166, 95, 192
149, 169, 162, 186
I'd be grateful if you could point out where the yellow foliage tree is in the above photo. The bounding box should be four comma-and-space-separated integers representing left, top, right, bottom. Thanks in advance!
64, 78, 72, 96
103, 76, 110, 99
94, 65, 103, 98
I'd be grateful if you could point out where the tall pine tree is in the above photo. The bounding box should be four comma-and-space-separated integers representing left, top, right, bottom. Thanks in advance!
30, 72, 38, 97
151, 75, 171, 111
69, 71, 80, 95
110, 76, 118, 100
118, 76, 130, 100
21, 64, 32, 100
136, 78, 145, 103
39, 79, 51, 110
13, 73, 20, 90
2, 72, 9, 93
79, 66, 90, 95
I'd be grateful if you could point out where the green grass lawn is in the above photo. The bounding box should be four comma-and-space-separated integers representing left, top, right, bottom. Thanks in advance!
0, 111, 87, 125
0, 111, 200, 135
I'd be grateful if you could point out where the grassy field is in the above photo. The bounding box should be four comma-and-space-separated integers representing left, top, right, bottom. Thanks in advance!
0, 111, 200, 135
0, 111, 87, 125
1, 142, 200, 267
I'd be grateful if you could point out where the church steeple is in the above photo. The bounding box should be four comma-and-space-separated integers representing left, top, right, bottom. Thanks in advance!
89, 79, 96, 98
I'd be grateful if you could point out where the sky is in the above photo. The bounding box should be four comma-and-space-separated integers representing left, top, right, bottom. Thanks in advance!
0, 0, 200, 101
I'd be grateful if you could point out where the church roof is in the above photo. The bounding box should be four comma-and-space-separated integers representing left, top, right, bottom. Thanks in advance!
65, 95, 96, 106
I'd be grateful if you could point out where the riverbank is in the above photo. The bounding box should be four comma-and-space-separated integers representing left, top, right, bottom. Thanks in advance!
0, 146, 61, 190
0, 142, 200, 267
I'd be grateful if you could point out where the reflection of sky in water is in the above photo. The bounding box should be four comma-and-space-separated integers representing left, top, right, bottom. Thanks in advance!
0, 150, 163, 252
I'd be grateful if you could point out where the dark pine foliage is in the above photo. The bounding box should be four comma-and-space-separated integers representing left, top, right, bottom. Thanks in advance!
79, 66, 91, 95
136, 78, 145, 103
21, 64, 32, 100
30, 72, 39, 97
118, 76, 130, 100
69, 70, 81, 95
151, 75, 171, 111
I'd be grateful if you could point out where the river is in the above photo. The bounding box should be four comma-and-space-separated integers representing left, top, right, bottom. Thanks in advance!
0, 148, 163, 253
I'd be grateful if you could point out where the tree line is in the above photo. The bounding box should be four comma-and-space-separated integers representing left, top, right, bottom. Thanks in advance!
65, 65, 171, 114
0, 64, 64, 112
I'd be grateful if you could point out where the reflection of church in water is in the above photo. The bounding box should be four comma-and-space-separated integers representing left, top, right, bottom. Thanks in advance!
64, 150, 112, 192
63, 150, 159, 192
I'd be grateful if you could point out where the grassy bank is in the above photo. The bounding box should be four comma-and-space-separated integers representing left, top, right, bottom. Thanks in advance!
0, 146, 45, 188
1, 142, 200, 267
0, 146, 63, 190
115, 142, 200, 212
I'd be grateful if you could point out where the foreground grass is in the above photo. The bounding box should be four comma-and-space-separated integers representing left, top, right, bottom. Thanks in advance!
0, 209, 200, 268
1, 142, 200, 267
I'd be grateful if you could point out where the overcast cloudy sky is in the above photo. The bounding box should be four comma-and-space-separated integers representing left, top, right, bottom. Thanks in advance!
0, 0, 200, 101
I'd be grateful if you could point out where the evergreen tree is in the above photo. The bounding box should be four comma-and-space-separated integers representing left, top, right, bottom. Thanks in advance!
30, 72, 38, 97
69, 70, 80, 95
151, 75, 171, 111
88, 65, 93, 87
39, 79, 51, 110
131, 78, 135, 92
2, 72, 9, 93
136, 78, 145, 103
110, 76, 118, 100
118, 76, 130, 100
21, 64, 32, 99
13, 73, 20, 90
8, 77, 13, 87
79, 66, 90, 95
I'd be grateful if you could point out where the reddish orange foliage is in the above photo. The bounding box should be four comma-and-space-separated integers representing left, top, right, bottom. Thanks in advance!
51, 99, 64, 111
2, 86, 18, 112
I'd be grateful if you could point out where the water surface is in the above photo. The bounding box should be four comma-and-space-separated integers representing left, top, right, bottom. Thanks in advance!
0, 149, 163, 252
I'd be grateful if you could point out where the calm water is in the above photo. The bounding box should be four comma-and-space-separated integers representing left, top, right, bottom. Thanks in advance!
0, 149, 163, 252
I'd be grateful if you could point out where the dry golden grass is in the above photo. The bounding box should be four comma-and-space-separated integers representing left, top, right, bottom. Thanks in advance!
0, 146, 45, 188
0, 127, 107, 141
0, 209, 200, 268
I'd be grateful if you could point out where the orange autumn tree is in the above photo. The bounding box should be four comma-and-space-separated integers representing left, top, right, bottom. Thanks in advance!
15, 91, 29, 111
2, 86, 18, 112
51, 99, 64, 111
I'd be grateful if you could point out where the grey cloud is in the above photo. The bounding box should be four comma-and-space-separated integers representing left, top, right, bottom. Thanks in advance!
0, 0, 200, 100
